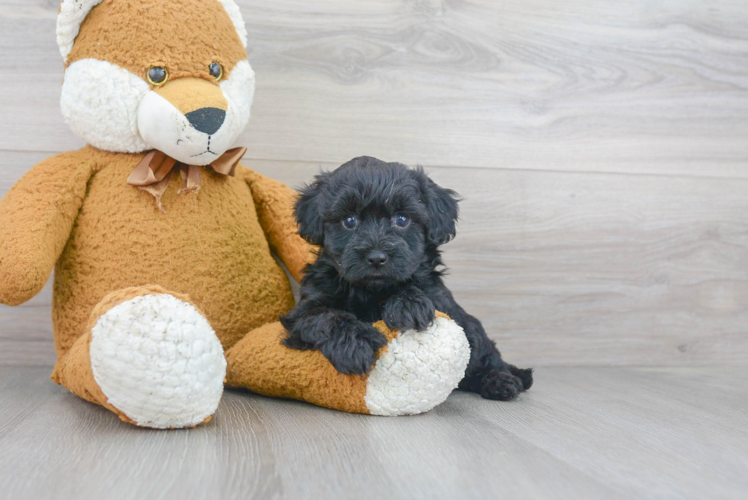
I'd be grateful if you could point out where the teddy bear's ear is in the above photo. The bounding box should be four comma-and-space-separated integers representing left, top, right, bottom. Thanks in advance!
56, 0, 105, 61
295, 171, 333, 246
56, 0, 248, 62
411, 167, 461, 246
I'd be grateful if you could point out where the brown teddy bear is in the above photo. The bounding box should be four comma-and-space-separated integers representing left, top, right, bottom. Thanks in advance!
0, 0, 470, 428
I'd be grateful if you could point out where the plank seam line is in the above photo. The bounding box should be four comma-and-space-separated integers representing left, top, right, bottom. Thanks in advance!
3, 149, 748, 182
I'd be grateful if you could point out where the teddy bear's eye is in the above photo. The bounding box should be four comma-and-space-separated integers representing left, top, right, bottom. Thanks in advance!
147, 66, 168, 86
209, 62, 223, 81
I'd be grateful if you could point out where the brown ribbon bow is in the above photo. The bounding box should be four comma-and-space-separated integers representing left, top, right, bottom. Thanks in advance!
127, 147, 247, 212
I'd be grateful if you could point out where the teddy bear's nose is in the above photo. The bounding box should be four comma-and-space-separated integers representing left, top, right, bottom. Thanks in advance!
185, 107, 226, 135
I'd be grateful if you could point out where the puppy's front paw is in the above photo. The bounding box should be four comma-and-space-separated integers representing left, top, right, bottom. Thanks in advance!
320, 322, 387, 375
382, 294, 436, 332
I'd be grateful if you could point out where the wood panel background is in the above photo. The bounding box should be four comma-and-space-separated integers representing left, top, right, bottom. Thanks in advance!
1, 0, 747, 367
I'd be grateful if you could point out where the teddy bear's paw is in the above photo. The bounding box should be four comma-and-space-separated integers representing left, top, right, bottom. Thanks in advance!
364, 316, 470, 416
89, 293, 226, 429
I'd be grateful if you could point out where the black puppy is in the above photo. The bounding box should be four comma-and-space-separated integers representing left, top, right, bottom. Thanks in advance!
281, 156, 532, 401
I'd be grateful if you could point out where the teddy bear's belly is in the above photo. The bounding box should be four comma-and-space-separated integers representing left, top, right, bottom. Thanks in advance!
51, 161, 295, 359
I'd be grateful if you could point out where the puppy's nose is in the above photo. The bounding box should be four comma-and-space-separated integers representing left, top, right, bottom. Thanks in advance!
185, 107, 226, 135
367, 250, 388, 268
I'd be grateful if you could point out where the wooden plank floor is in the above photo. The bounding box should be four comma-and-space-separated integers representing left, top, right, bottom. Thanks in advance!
0, 364, 745, 500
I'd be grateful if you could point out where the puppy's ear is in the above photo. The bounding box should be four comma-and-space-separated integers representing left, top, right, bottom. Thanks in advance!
295, 172, 331, 245
412, 167, 460, 245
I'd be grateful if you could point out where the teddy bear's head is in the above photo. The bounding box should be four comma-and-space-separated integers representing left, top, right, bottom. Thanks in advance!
57, 0, 255, 166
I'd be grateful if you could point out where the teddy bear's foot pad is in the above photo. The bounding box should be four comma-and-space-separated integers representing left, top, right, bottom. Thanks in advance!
89, 293, 226, 428
364, 316, 470, 416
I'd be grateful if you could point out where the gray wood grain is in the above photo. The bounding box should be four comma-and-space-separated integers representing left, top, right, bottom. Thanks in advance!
3, 154, 748, 367
0, 280, 55, 366
1, 0, 748, 177
250, 159, 748, 367
0, 365, 745, 500
1, 1, 748, 366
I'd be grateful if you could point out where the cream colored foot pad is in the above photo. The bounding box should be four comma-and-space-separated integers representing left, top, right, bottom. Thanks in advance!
365, 317, 470, 416
90, 294, 226, 428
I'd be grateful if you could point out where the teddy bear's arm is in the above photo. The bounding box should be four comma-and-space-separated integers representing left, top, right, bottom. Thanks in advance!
240, 165, 317, 282
0, 150, 95, 306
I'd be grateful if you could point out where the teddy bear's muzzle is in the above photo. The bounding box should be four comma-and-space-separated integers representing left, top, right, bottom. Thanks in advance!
137, 77, 237, 166
155, 77, 228, 138
155, 77, 229, 116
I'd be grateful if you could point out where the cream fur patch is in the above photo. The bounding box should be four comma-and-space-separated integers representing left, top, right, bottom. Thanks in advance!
61, 58, 150, 153
137, 92, 211, 164
57, 0, 247, 61
219, 60, 256, 145
364, 317, 470, 416
89, 293, 226, 429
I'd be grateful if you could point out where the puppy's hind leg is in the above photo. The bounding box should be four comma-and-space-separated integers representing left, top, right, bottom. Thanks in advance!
508, 364, 534, 391
456, 314, 533, 401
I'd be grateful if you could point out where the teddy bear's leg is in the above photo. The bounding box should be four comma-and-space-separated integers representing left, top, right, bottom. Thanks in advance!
52, 286, 226, 428
225, 313, 470, 415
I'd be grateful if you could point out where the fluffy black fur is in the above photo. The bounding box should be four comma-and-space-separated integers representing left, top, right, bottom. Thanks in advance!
281, 156, 533, 401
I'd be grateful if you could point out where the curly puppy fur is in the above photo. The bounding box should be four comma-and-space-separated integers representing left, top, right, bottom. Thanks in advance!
281, 156, 532, 401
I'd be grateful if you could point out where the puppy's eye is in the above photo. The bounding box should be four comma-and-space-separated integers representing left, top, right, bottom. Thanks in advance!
147, 66, 169, 86
393, 214, 410, 228
209, 62, 223, 81
342, 215, 359, 230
